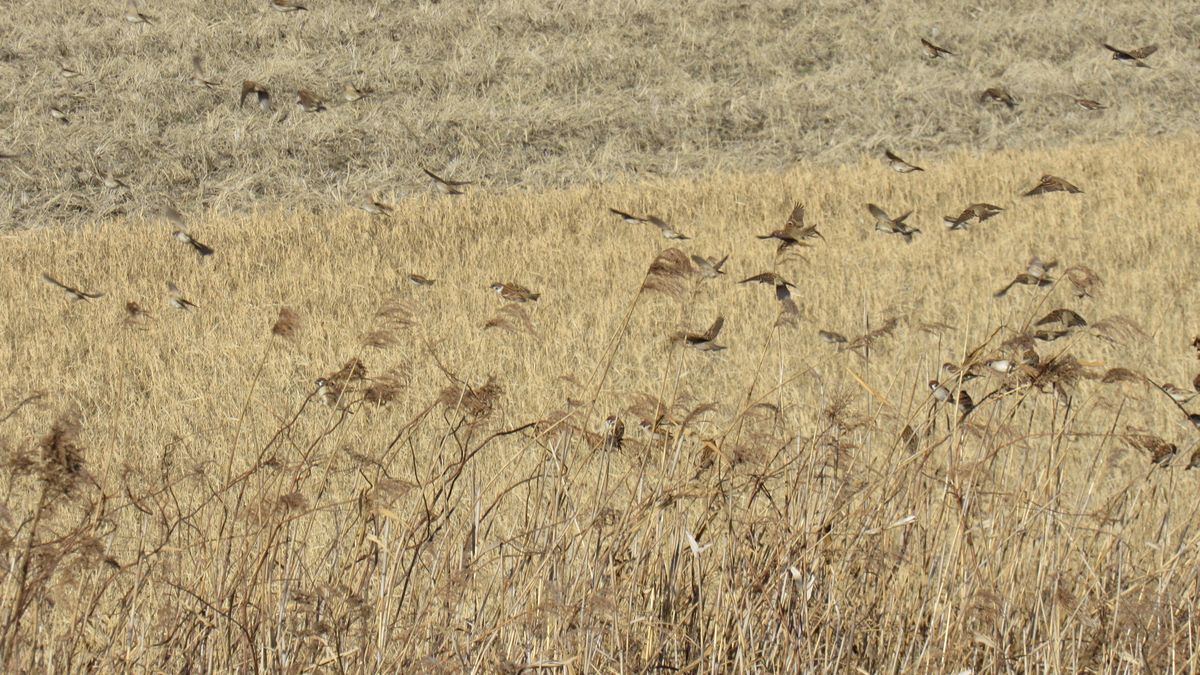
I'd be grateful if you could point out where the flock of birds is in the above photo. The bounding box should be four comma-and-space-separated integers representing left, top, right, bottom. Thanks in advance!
30, 9, 1196, 464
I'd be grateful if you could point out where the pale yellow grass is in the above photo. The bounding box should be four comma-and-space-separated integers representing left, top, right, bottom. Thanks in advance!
2, 134, 1200, 670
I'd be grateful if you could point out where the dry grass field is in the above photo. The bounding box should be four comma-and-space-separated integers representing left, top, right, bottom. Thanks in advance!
3, 130, 1200, 671
6, 0, 1200, 672
0, 0, 1198, 230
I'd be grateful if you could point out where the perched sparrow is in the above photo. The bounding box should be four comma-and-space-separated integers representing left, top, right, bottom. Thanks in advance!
1074, 98, 1107, 111
314, 378, 340, 407
1161, 383, 1196, 405
942, 362, 984, 383
1103, 43, 1157, 68
690, 254, 729, 279
1024, 174, 1082, 196
681, 316, 726, 352
608, 208, 690, 240
1035, 308, 1087, 328
269, 0, 307, 12
407, 273, 436, 287
979, 87, 1017, 109
343, 84, 372, 102
602, 415, 625, 451
884, 150, 924, 173
239, 80, 271, 111
295, 89, 326, 112
867, 203, 920, 243
42, 273, 103, 301
489, 282, 539, 302
166, 281, 198, 310
920, 38, 954, 58
943, 203, 1002, 230
424, 168, 471, 196
985, 358, 1014, 374
190, 55, 220, 89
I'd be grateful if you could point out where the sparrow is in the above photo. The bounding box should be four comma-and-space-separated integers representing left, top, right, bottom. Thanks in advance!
979, 87, 1017, 109
757, 203, 821, 250
407, 273, 436, 287
239, 80, 271, 111
124, 301, 149, 320
1033, 329, 1069, 342
985, 358, 1014, 374
608, 208, 689, 240
296, 89, 326, 112
356, 197, 393, 216
314, 378, 340, 407
1103, 43, 1157, 67
1161, 383, 1196, 405
42, 273, 103, 301
1034, 308, 1087, 328
884, 150, 924, 173
602, 415, 625, 451
124, 1, 155, 25
173, 230, 214, 257
943, 203, 1003, 230
818, 330, 848, 346
424, 168, 471, 196
270, 0, 307, 12
166, 281, 198, 310
489, 282, 539, 302
867, 203, 919, 242
942, 362, 984, 383
58, 63, 81, 79
1024, 174, 1082, 196
1074, 98, 1107, 111
681, 316, 726, 352
740, 272, 795, 293
190, 55, 220, 89
49, 107, 70, 125
343, 84, 372, 102
929, 380, 974, 414
690, 254, 728, 279
920, 38, 954, 58
994, 256, 1057, 297
1144, 378, 1200, 429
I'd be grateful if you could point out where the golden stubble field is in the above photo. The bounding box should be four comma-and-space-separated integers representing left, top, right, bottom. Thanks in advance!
3, 134, 1200, 671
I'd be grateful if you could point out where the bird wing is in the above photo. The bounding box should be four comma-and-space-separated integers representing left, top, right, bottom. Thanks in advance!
702, 316, 725, 342
1129, 45, 1158, 59
41, 273, 70, 292
739, 273, 774, 285
866, 203, 890, 224
608, 208, 644, 223
1102, 44, 1132, 58
785, 203, 805, 229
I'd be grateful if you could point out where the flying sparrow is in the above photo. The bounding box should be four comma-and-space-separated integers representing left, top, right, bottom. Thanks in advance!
608, 208, 690, 240
818, 330, 848, 346
1103, 43, 1157, 67
190, 55, 220, 89
943, 203, 1002, 230
867, 203, 919, 242
49, 107, 70, 125
1024, 174, 1082, 196
489, 282, 539, 302
58, 63, 82, 79
1074, 98, 1107, 111
690, 254, 728, 279
173, 230, 214, 257
407, 273, 436, 287
42, 273, 103, 301
269, 0, 307, 12
296, 89, 326, 112
343, 84, 372, 102
680, 316, 726, 352
979, 87, 1017, 109
1034, 308, 1087, 328
239, 80, 272, 111
424, 168, 471, 196
356, 197, 393, 216
884, 150, 924, 173
125, 1, 155, 25
920, 38, 954, 58
166, 281, 198, 310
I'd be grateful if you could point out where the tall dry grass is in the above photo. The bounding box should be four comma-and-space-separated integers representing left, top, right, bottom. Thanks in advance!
2, 133, 1200, 670
1, 0, 1199, 230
